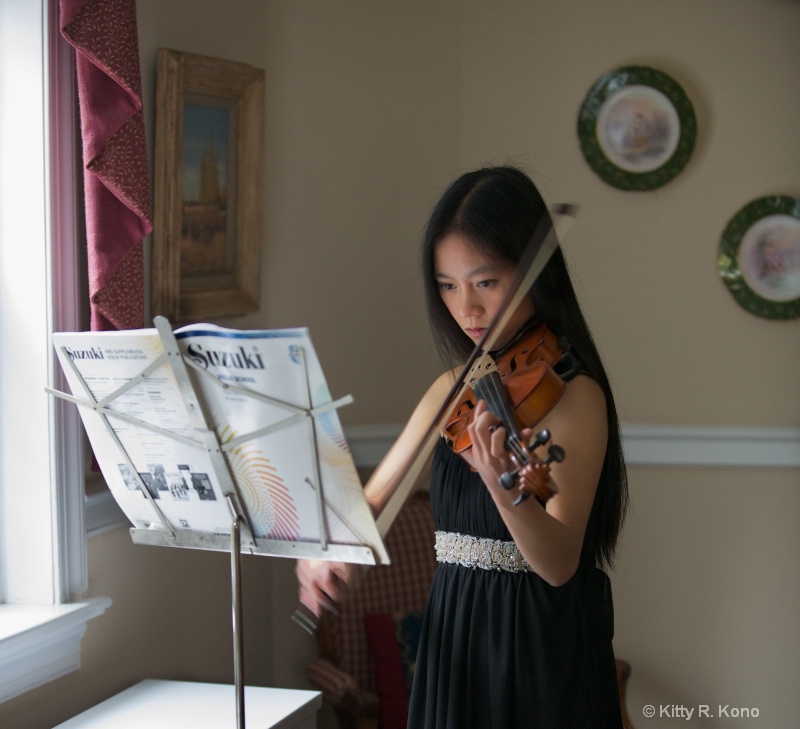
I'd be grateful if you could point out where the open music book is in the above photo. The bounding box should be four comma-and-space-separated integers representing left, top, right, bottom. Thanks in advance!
51, 322, 388, 564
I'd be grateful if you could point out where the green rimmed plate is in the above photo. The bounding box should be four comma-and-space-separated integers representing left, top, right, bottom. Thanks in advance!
718, 196, 800, 320
577, 66, 697, 191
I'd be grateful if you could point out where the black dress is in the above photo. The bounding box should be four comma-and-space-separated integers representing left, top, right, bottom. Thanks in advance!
406, 439, 622, 729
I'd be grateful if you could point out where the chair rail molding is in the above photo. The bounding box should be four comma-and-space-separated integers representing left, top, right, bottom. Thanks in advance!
345, 424, 800, 469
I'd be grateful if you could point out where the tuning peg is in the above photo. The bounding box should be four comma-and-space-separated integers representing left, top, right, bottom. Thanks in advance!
528, 428, 551, 450
499, 469, 518, 491
500, 443, 565, 497
500, 430, 556, 490
542, 444, 565, 465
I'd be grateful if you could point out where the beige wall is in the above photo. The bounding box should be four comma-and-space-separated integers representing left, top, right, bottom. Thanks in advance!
2, 1, 798, 727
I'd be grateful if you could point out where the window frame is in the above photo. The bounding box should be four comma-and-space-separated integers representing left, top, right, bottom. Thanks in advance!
0, 0, 109, 704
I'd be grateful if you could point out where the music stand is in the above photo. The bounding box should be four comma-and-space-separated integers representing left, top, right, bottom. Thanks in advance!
48, 316, 387, 729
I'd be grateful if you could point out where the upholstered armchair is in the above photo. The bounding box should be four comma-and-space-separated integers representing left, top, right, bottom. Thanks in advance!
306, 492, 437, 729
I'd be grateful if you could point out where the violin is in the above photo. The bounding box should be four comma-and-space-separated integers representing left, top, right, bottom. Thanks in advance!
443, 320, 580, 506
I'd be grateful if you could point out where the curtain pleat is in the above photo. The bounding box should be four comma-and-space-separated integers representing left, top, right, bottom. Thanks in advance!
60, 0, 152, 330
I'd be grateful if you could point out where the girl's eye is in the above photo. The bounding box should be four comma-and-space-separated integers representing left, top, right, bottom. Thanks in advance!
438, 282, 455, 291
477, 279, 495, 289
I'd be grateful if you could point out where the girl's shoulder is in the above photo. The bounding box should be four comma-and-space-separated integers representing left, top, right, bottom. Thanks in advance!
563, 372, 606, 407
426, 367, 461, 401
544, 372, 608, 448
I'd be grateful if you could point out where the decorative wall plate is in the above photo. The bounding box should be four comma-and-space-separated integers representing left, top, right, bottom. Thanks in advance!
577, 65, 697, 191
718, 196, 800, 320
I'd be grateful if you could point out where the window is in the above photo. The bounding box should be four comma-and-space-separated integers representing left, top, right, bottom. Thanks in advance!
0, 0, 108, 704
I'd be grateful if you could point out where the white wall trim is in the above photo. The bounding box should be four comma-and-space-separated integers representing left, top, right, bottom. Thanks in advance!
82, 422, 800, 537
0, 0, 112, 707
345, 425, 406, 469
345, 424, 800, 469
620, 424, 800, 468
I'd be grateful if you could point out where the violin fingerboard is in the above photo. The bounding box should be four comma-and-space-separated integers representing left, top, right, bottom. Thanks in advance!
472, 371, 518, 435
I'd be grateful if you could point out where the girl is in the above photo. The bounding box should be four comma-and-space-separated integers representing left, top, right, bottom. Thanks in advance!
297, 165, 628, 728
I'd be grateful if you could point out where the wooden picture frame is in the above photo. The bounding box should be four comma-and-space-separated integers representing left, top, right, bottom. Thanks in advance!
152, 49, 264, 321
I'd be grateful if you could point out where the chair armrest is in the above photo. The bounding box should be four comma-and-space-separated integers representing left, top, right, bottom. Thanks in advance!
306, 657, 379, 714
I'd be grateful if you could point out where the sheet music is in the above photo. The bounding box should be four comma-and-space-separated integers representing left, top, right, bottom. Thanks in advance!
52, 324, 388, 563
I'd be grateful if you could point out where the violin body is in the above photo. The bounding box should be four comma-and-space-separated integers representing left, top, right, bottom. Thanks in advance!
445, 359, 565, 455
443, 321, 578, 505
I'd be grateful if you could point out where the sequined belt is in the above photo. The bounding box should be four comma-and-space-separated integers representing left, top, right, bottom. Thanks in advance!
434, 530, 532, 573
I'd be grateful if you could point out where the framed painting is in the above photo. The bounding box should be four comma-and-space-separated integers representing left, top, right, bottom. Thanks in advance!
718, 196, 800, 320
152, 49, 265, 321
577, 65, 697, 191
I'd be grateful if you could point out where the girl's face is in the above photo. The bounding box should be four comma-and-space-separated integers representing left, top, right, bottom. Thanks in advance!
434, 232, 535, 349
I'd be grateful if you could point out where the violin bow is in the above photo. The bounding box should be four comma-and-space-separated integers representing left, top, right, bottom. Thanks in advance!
375, 203, 578, 538
292, 203, 577, 633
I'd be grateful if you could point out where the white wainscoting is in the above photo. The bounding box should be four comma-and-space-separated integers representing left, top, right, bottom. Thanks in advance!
344, 424, 800, 470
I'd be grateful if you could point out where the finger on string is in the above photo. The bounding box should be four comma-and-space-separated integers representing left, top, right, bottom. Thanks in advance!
490, 425, 508, 459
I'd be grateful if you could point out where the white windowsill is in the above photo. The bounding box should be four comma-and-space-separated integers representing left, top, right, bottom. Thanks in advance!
0, 597, 111, 704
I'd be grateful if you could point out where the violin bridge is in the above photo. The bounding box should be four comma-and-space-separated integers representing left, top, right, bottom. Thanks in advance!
465, 354, 498, 388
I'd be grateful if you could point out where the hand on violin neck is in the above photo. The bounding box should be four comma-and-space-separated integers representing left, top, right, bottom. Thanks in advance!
466, 399, 560, 508
466, 399, 516, 495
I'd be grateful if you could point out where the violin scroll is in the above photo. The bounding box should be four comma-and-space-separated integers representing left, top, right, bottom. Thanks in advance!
499, 428, 565, 506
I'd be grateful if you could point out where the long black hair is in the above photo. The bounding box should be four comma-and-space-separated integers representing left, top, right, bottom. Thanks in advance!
421, 165, 627, 568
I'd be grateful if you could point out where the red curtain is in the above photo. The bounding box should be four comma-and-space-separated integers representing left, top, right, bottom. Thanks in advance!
60, 0, 152, 331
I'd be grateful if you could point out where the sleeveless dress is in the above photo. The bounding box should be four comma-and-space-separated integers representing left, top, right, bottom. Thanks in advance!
406, 439, 622, 729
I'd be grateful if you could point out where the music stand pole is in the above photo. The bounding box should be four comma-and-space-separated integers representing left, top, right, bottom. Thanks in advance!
231, 513, 245, 729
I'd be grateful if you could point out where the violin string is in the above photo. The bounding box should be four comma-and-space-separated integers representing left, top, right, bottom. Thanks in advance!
474, 373, 526, 463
